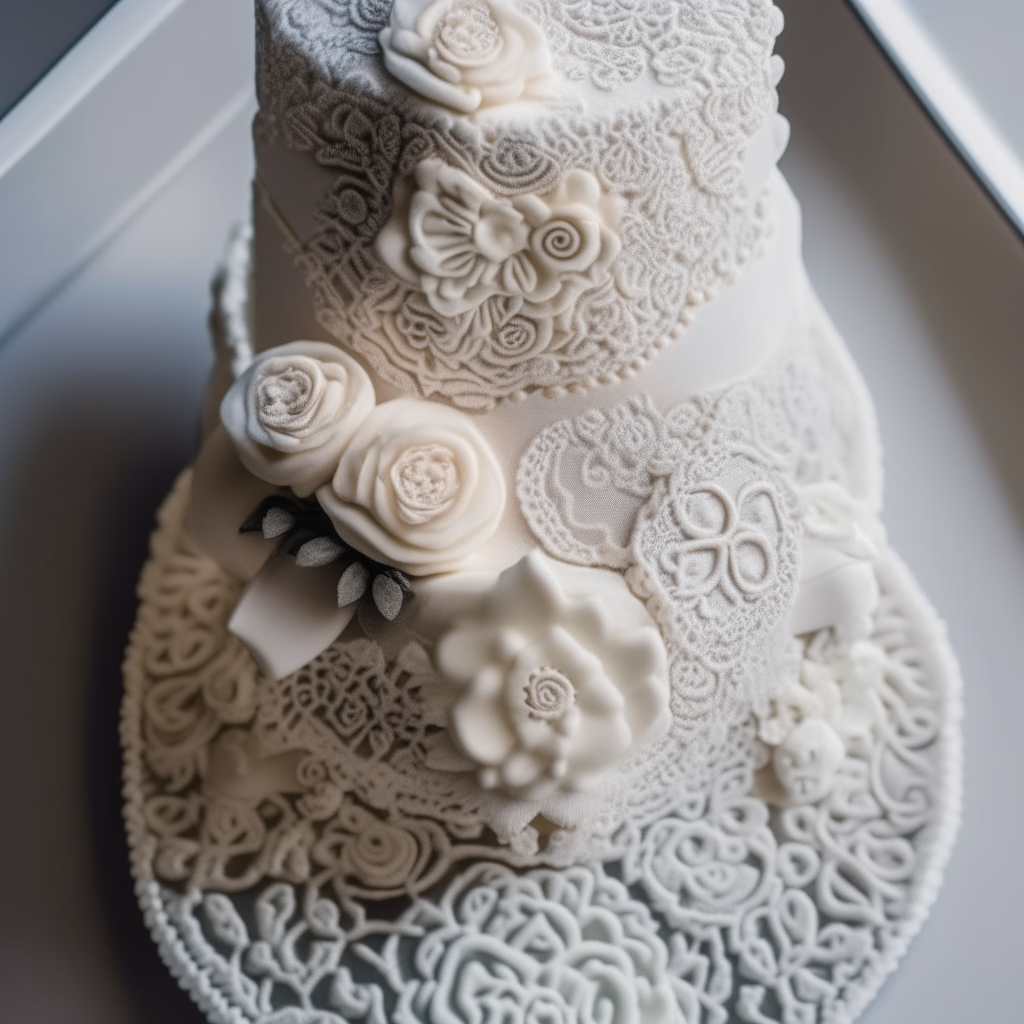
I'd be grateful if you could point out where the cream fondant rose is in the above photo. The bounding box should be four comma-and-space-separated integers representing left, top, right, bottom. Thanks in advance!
435, 552, 670, 800
379, 0, 552, 113
377, 159, 620, 318
316, 397, 505, 575
221, 341, 375, 497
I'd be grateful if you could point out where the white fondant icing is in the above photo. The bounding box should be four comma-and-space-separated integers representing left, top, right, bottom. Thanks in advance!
228, 553, 357, 680
379, 0, 553, 113
221, 340, 376, 497
317, 397, 506, 575
790, 556, 880, 639
790, 482, 883, 638
188, 423, 277, 582
118, 2, 964, 1018
435, 551, 670, 800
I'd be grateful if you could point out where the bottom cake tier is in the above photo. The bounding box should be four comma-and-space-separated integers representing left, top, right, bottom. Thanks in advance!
122, 471, 961, 1024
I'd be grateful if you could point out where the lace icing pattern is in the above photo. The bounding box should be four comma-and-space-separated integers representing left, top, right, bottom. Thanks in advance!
519, 0, 784, 97
517, 325, 864, 756
255, 0, 782, 409
123, 473, 961, 1024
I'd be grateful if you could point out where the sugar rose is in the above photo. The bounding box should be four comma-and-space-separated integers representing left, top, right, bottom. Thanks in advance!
221, 341, 375, 497
436, 552, 670, 800
316, 397, 505, 575
379, 0, 552, 113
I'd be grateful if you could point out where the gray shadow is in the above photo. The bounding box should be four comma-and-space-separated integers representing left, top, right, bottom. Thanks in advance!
0, 399, 205, 1023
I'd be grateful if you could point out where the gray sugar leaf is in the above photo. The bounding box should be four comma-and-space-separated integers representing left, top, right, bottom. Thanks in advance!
262, 506, 296, 539
337, 561, 371, 607
295, 535, 344, 567
372, 573, 404, 621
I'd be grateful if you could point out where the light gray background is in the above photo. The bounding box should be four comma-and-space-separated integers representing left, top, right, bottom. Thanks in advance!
900, 0, 1024, 168
0, 0, 1022, 1020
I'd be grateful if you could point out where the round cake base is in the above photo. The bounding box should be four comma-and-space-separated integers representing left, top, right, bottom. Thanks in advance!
122, 471, 961, 1024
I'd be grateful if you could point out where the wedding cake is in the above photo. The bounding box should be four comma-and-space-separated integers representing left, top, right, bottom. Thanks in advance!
121, 3, 961, 1022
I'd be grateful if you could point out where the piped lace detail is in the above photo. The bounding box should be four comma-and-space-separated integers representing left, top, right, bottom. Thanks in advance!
517, 324, 868, 753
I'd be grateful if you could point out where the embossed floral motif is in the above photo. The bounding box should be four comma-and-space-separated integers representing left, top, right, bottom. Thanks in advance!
399, 864, 690, 1024
660, 480, 782, 616
436, 551, 670, 800
378, 158, 620, 319
756, 635, 890, 805
379, 0, 553, 113
518, 0, 782, 95
479, 133, 560, 194
519, 382, 804, 748
316, 397, 505, 574
221, 341, 375, 497
577, 396, 688, 498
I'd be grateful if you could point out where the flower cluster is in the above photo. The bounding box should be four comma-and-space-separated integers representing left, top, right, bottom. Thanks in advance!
221, 343, 505, 579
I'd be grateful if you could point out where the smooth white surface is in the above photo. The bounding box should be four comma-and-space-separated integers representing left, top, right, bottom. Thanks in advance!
0, 0, 253, 342
0, 1, 1022, 1020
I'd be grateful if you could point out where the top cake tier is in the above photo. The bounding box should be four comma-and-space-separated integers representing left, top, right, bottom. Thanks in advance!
253, 0, 789, 410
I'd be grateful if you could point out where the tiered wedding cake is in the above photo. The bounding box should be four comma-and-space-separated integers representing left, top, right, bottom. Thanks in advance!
122, 3, 961, 1022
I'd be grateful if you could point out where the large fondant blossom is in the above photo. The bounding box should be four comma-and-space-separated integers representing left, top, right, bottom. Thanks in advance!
316, 397, 505, 575
400, 864, 687, 1024
221, 342, 375, 497
435, 551, 669, 800
377, 158, 620, 318
379, 0, 552, 113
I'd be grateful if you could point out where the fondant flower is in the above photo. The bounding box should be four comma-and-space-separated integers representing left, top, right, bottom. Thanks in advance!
379, 0, 552, 113
400, 864, 687, 1024
221, 342, 375, 497
435, 551, 670, 800
377, 159, 620, 317
316, 397, 505, 575
772, 718, 846, 805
